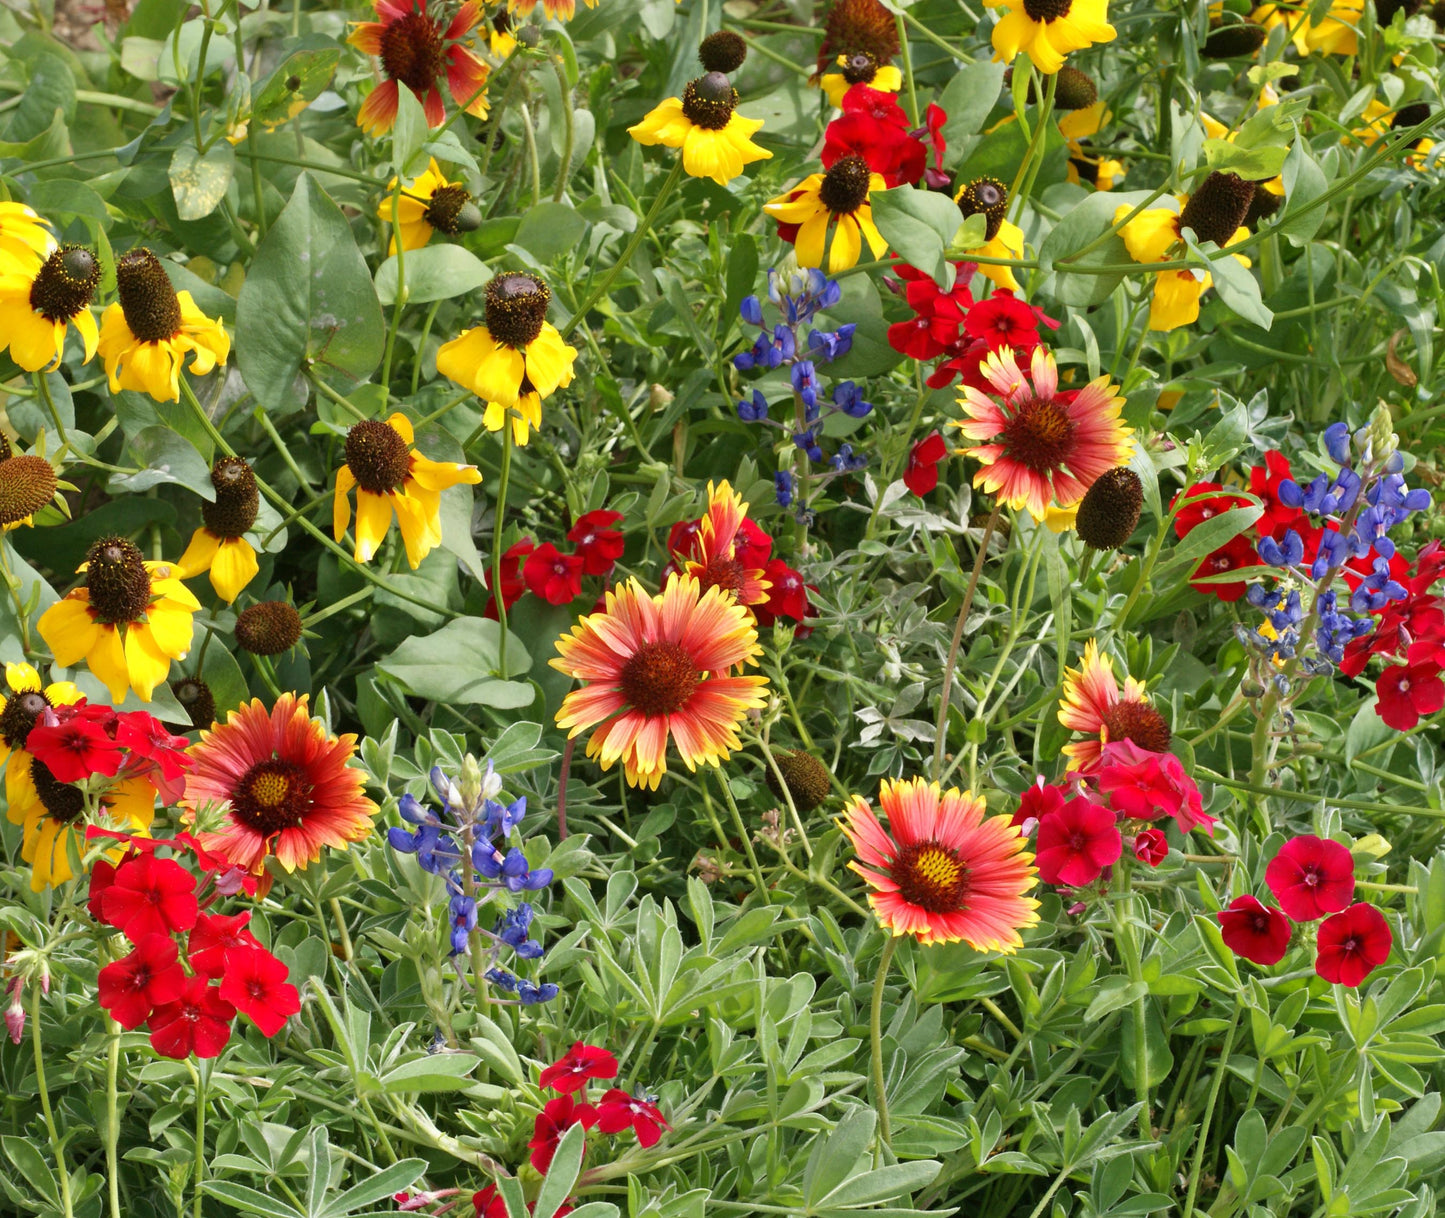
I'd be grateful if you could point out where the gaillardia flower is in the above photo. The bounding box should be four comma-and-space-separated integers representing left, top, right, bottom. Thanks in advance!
332, 412, 482, 567
764, 154, 888, 273
179, 457, 261, 603
348, 0, 491, 135
435, 272, 577, 444
97, 249, 230, 403
17, 766, 156, 892
185, 693, 378, 875
682, 480, 771, 609
840, 776, 1039, 949
551, 576, 769, 790
378, 158, 481, 254
628, 72, 772, 187
0, 202, 53, 272
1058, 638, 1170, 770
985, 0, 1117, 74
820, 52, 903, 108
956, 177, 1026, 290
955, 346, 1134, 520
0, 662, 81, 848
0, 245, 99, 371
38, 537, 201, 703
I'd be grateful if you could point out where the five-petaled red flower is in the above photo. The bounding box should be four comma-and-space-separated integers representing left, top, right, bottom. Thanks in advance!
1265, 834, 1355, 921
1096, 741, 1214, 834
903, 433, 949, 497
97, 934, 187, 1029
188, 911, 264, 978
567, 511, 625, 576
754, 559, 813, 630
25, 716, 124, 783
1218, 894, 1292, 965
485, 538, 535, 620
528, 1094, 598, 1172
1315, 902, 1391, 986
147, 974, 235, 1059
963, 291, 1044, 351
1374, 641, 1445, 731
523, 543, 585, 606
1034, 796, 1121, 887
595, 1089, 669, 1148
539, 1042, 620, 1094
99, 854, 200, 941
219, 947, 302, 1036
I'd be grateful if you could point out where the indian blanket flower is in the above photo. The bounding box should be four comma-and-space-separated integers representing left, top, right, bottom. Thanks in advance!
765, 154, 888, 273
1265, 834, 1355, 921
0, 244, 100, 371
38, 536, 201, 703
1315, 902, 1391, 986
435, 271, 577, 444
332, 412, 482, 567
839, 776, 1040, 950
551, 576, 769, 790
0, 662, 81, 840
627, 72, 772, 186
378, 157, 481, 254
985, 0, 1117, 73
348, 0, 490, 136
955, 346, 1134, 522
1218, 894, 1292, 965
1114, 171, 1255, 331
184, 693, 378, 877
820, 51, 903, 108
96, 249, 230, 402
679, 480, 771, 609
539, 1042, 620, 1093
1057, 638, 1170, 770
955, 177, 1027, 291
0, 202, 53, 272
1034, 795, 1121, 887
178, 457, 262, 603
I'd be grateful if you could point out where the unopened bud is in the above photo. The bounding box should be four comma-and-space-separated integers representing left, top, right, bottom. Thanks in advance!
648, 384, 674, 410
1367, 402, 1398, 465
459, 754, 484, 809
5, 978, 23, 1045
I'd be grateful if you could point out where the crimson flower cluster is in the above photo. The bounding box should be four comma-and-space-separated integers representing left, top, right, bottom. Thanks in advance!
822, 85, 946, 190
28, 701, 191, 803
666, 515, 815, 635
1218, 834, 1392, 986
1016, 740, 1212, 889
485, 510, 625, 617
528, 1042, 668, 1172
92, 842, 300, 1057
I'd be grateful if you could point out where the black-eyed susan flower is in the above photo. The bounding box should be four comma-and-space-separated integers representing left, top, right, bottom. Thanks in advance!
985, 0, 1116, 74
956, 177, 1027, 291
510, 0, 596, 22
764, 154, 888, 273
1353, 100, 1437, 170
178, 457, 261, 604
552, 576, 769, 790
1059, 638, 1170, 770
38, 537, 201, 704
348, 0, 491, 135
434, 272, 577, 445
820, 52, 903, 108
0, 245, 99, 372
0, 662, 81, 855
1114, 169, 1255, 331
97, 249, 230, 403
377, 158, 481, 255
1251, 0, 1362, 54
0, 441, 63, 531
815, 0, 899, 77
627, 72, 772, 187
0, 202, 53, 273
332, 412, 482, 567
489, 10, 518, 58
17, 765, 157, 891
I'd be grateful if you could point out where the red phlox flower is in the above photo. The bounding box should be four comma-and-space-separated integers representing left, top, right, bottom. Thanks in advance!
25, 715, 124, 783
1248, 450, 1307, 541
523, 543, 585, 606
1171, 482, 1258, 602
1133, 828, 1168, 867
919, 102, 949, 188
926, 337, 997, 390
473, 1187, 572, 1218
595, 1089, 669, 1148
1218, 894, 1292, 965
1315, 902, 1392, 986
734, 518, 774, 571
113, 711, 192, 795
567, 510, 625, 576
823, 109, 925, 187
1034, 796, 1121, 887
528, 1094, 597, 1172
218, 946, 301, 1036
99, 853, 200, 941
1096, 740, 1214, 834
98, 934, 187, 1029
666, 518, 704, 561
539, 1041, 620, 1093
187, 911, 262, 978
753, 559, 813, 627
484, 538, 535, 620
1340, 586, 1445, 677
147, 973, 235, 1059
1011, 778, 1067, 831
963, 291, 1043, 351
88, 858, 119, 922
886, 264, 973, 360
1265, 834, 1355, 921
840, 84, 913, 129
904, 432, 949, 497
1375, 640, 1445, 730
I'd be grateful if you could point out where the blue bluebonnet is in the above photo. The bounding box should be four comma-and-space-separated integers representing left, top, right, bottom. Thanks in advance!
775, 471, 793, 507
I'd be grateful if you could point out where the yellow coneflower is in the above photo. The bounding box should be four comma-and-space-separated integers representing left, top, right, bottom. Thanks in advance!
0, 202, 53, 273
0, 439, 63, 531
96, 249, 230, 403
985, 0, 1116, 74
628, 72, 772, 187
377, 158, 481, 255
0, 662, 81, 855
178, 457, 262, 604
0, 245, 100, 372
819, 52, 903, 108
764, 155, 888, 273
955, 177, 1027, 291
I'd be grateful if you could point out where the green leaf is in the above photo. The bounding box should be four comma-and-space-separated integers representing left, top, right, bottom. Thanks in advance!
377, 617, 534, 707
170, 141, 235, 221
802, 1106, 875, 1207
1038, 189, 1156, 308
235, 174, 386, 411
1200, 138, 1288, 179
2, 1136, 59, 1206
1169, 505, 1263, 567
376, 1053, 481, 1094
108, 425, 215, 496
375, 245, 492, 305
201, 1181, 303, 1218
869, 186, 962, 287
391, 85, 429, 177
937, 62, 1006, 164
533, 1124, 586, 1218
254, 48, 340, 128
320, 1159, 427, 1216
1195, 236, 1273, 329
816, 1161, 941, 1207
514, 202, 591, 263
1277, 140, 1330, 245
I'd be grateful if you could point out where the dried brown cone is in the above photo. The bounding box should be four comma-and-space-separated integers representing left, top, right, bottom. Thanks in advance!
234, 601, 303, 656
1075, 467, 1143, 551
815, 0, 898, 77
699, 30, 747, 73
1179, 171, 1254, 247
764, 750, 832, 813
1202, 21, 1268, 56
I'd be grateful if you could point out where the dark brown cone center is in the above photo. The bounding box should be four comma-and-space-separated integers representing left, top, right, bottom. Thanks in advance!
29, 246, 99, 323
424, 184, 479, 234
1001, 399, 1076, 472
818, 154, 873, 215
764, 750, 832, 812
345, 420, 411, 494
698, 30, 748, 74
230, 758, 314, 838
957, 178, 1009, 241
894, 840, 970, 912
201, 456, 259, 539
0, 456, 57, 526
1076, 466, 1143, 551
620, 641, 699, 717
680, 74, 738, 131
33, 758, 85, 824
0, 690, 50, 749
841, 52, 879, 84
235, 602, 303, 656
1023, 0, 1073, 20
85, 536, 152, 625
379, 10, 446, 93
484, 272, 550, 348
171, 678, 216, 730
1102, 699, 1172, 753
1179, 171, 1255, 248
116, 249, 183, 343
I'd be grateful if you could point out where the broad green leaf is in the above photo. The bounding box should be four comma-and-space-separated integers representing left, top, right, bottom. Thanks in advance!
514, 202, 590, 262
1201, 138, 1288, 179
170, 141, 235, 221
320, 1159, 427, 1216
1170, 505, 1263, 567
937, 62, 1007, 163
108, 425, 215, 496
1038, 189, 1156, 308
375, 244, 492, 305
2, 1136, 59, 1206
802, 1106, 875, 1207
392, 85, 430, 177
200, 1180, 303, 1218
870, 186, 962, 288
376, 1053, 481, 1093
533, 1124, 586, 1218
377, 618, 533, 707
1277, 139, 1330, 245
254, 47, 340, 128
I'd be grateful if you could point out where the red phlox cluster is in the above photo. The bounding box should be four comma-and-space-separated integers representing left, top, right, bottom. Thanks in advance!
485, 510, 626, 617
666, 513, 817, 636
27, 702, 191, 803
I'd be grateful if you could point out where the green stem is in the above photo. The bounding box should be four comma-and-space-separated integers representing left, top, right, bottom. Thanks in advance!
870, 936, 899, 1152
105, 1015, 122, 1218
894, 14, 919, 125
519, 101, 542, 208
31, 982, 75, 1218
492, 424, 514, 675
551, 56, 575, 202
380, 179, 408, 398
714, 768, 769, 901
189, 1061, 207, 1218
1182, 1010, 1239, 1218
1110, 893, 1153, 1143
411, 300, 443, 396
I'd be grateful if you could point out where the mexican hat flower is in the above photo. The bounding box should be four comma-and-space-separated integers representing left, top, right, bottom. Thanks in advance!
820, 52, 903, 108
378, 158, 481, 254
15, 768, 157, 891
955, 177, 1027, 290
184, 693, 378, 875
0, 662, 81, 848
1114, 170, 1255, 330
681, 480, 772, 609
840, 776, 1040, 949
1057, 638, 1170, 770
0, 202, 53, 272
984, 0, 1117, 74
96, 249, 230, 403
348, 0, 491, 136
332, 412, 482, 567
764, 154, 888, 273
0, 245, 100, 372
38, 537, 201, 703
551, 576, 769, 790
435, 272, 577, 445
955, 346, 1134, 521
628, 72, 772, 187
178, 457, 262, 603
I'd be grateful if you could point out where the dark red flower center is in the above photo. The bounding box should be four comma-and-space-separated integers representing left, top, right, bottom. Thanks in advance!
379, 9, 446, 93
1101, 699, 1172, 753
893, 840, 970, 913
0, 689, 50, 749
999, 398, 1076, 472
620, 641, 699, 717
696, 556, 746, 595
230, 758, 314, 838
